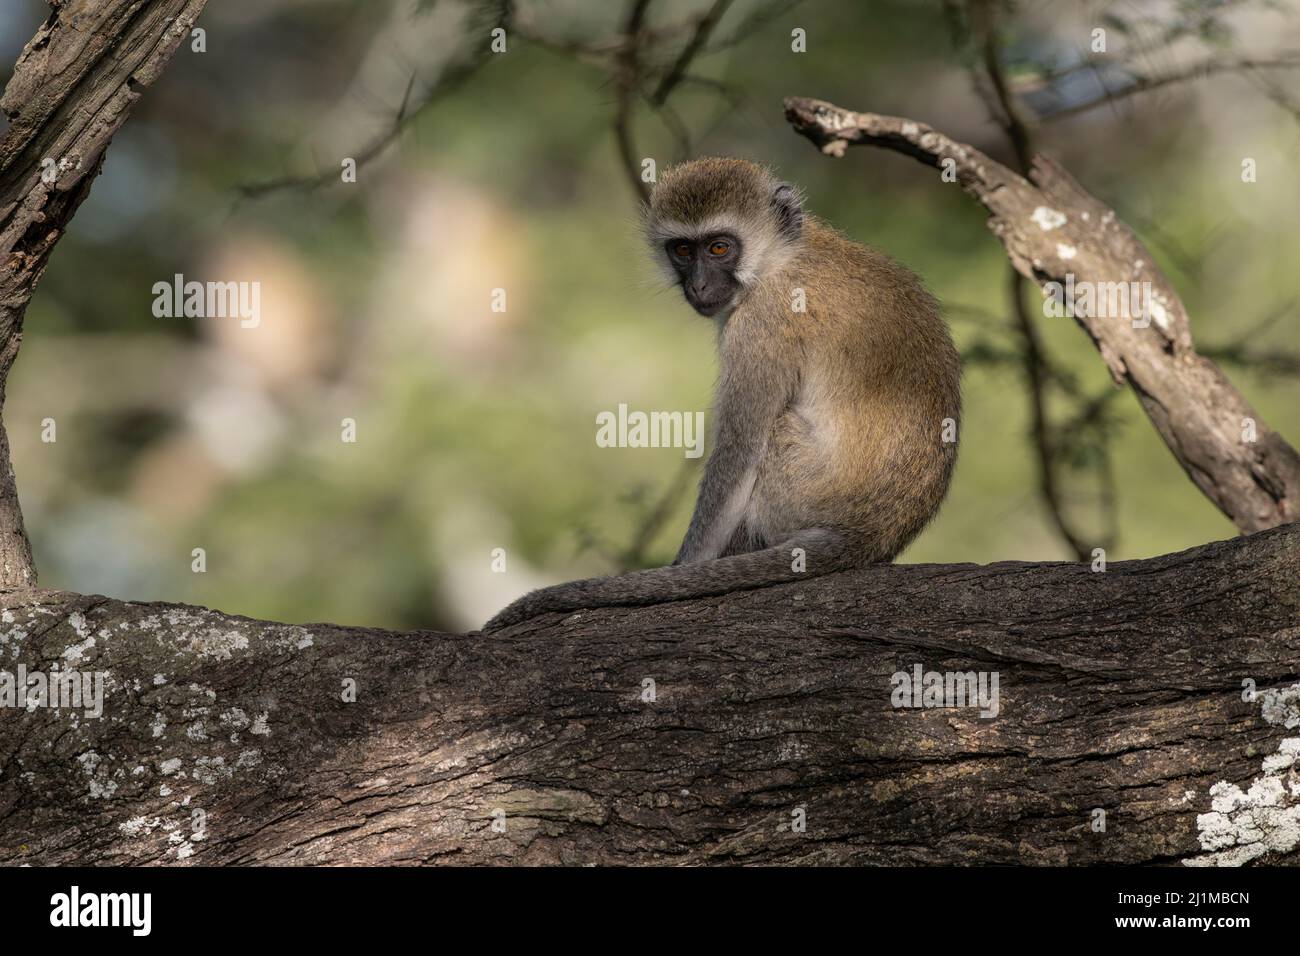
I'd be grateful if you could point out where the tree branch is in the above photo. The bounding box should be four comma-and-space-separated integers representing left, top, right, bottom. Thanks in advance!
1, 525, 1296, 865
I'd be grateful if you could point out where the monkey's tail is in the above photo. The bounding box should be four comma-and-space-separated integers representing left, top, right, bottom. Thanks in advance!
481, 528, 852, 631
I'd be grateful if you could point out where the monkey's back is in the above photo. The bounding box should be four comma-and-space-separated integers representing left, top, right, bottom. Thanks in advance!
745, 218, 961, 560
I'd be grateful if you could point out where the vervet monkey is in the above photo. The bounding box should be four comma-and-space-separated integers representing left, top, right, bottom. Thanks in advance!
484, 157, 960, 631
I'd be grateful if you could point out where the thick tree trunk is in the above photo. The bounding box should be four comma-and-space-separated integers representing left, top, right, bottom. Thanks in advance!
1, 524, 1296, 866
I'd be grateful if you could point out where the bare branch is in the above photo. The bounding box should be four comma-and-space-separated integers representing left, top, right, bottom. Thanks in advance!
236, 34, 497, 200
651, 0, 735, 105
704, 0, 804, 53
613, 0, 656, 204
1041, 51, 1300, 121
967, 0, 1112, 557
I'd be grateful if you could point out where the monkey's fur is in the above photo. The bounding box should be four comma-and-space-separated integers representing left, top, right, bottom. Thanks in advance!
484, 157, 960, 631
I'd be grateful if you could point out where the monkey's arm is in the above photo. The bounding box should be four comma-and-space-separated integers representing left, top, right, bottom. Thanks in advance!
482, 527, 849, 631
673, 322, 799, 564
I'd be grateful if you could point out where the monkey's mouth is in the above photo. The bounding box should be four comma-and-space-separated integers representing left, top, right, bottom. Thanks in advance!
685, 291, 735, 317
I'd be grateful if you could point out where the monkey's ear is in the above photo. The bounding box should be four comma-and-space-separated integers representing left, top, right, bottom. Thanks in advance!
770, 183, 804, 240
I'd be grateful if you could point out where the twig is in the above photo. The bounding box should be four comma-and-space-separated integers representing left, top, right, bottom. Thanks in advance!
236, 3, 509, 199
1042, 52, 1300, 121
651, 0, 734, 105
613, 0, 655, 204
970, 0, 1108, 558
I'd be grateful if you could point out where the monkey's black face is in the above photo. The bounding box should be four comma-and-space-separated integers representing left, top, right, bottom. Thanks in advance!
665, 235, 743, 317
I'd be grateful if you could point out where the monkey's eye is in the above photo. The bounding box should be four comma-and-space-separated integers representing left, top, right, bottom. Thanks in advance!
672, 242, 692, 259
707, 240, 730, 257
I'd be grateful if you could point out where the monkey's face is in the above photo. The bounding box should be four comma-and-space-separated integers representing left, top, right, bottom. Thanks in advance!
665, 235, 743, 317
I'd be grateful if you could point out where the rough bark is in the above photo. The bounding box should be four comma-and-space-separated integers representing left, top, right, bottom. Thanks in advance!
784, 96, 1300, 535
0, 0, 209, 588
0, 524, 1296, 866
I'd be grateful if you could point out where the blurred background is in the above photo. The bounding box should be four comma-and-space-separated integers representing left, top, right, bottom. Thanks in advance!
1, 0, 1297, 633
